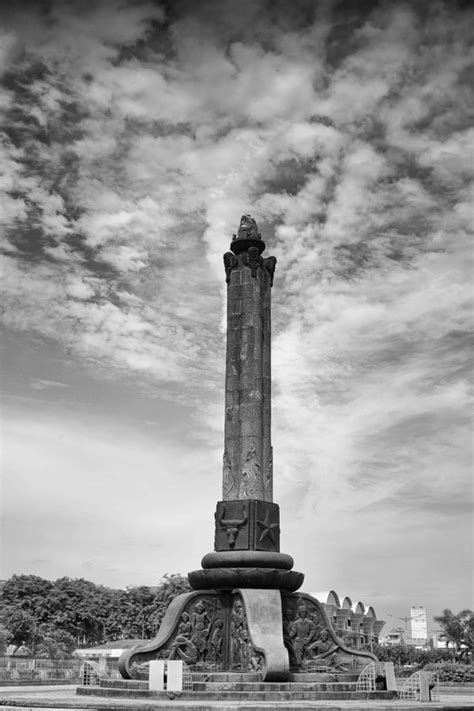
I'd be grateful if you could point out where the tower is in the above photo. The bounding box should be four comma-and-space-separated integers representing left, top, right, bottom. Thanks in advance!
410, 607, 428, 643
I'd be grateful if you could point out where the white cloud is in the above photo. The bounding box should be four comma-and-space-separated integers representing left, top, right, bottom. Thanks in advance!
0, 0, 472, 612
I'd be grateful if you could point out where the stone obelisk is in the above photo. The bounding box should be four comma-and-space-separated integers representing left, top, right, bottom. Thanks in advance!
222, 215, 275, 502
188, 216, 302, 590
118, 216, 376, 683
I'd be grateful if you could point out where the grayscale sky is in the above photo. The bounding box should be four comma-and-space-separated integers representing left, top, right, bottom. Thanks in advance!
0, 0, 472, 631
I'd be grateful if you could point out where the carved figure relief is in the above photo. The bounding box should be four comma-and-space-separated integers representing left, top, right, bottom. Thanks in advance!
151, 597, 225, 672
168, 612, 198, 665
222, 450, 236, 499
264, 447, 273, 500
223, 252, 238, 283
263, 256, 277, 286
240, 248, 262, 278
282, 597, 344, 671
209, 618, 224, 667
190, 599, 211, 665
309, 628, 339, 667
247, 245, 261, 277
219, 504, 247, 549
230, 596, 263, 672
239, 628, 262, 671
239, 444, 262, 498
287, 603, 318, 667
230, 597, 246, 668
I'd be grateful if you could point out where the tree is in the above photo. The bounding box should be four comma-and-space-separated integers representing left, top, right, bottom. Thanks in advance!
1, 575, 53, 608
35, 626, 76, 659
43, 577, 117, 646
119, 575, 191, 639
0, 626, 10, 655
121, 585, 157, 639
0, 608, 37, 648
0, 571, 192, 653
434, 609, 474, 660
152, 574, 191, 630
1, 575, 52, 631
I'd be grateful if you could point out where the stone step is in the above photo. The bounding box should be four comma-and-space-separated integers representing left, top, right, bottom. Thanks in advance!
192, 681, 358, 691
289, 671, 360, 682
191, 671, 361, 682
100, 679, 148, 689
100, 674, 357, 691
101, 672, 360, 688
98, 678, 363, 693
79, 685, 398, 701
191, 672, 262, 682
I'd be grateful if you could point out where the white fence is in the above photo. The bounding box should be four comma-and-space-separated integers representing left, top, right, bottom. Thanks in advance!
0, 657, 82, 682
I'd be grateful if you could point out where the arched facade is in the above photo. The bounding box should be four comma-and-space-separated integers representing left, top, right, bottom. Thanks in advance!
309, 591, 386, 651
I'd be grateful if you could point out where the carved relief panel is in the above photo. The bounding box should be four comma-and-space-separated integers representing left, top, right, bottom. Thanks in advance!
127, 592, 268, 678
281, 594, 342, 672
214, 500, 280, 552
222, 449, 237, 500
239, 444, 262, 499
254, 500, 280, 552
214, 501, 250, 551
230, 594, 263, 672
156, 595, 226, 672
280, 594, 376, 673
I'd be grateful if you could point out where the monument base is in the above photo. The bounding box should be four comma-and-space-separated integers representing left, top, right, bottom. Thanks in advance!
118, 589, 377, 682
79, 677, 398, 704
189, 567, 304, 591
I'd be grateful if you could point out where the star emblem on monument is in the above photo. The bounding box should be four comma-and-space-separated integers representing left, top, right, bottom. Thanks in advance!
257, 510, 279, 544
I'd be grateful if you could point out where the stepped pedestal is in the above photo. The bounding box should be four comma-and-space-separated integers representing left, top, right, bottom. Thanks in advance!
79, 673, 398, 703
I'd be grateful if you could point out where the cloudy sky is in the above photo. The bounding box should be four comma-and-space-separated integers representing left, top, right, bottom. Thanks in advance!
0, 0, 472, 630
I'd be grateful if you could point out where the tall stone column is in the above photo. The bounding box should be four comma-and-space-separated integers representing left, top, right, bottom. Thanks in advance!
118, 215, 378, 683
188, 216, 302, 589
222, 216, 276, 502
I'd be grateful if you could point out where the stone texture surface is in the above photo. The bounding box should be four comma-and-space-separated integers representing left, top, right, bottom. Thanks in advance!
188, 568, 304, 592
214, 500, 280, 552
238, 589, 289, 682
79, 686, 399, 700
118, 590, 376, 683
201, 551, 294, 570
118, 590, 276, 680
222, 240, 275, 503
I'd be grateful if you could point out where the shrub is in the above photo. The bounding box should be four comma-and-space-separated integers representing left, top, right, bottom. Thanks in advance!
423, 662, 474, 683
394, 665, 419, 678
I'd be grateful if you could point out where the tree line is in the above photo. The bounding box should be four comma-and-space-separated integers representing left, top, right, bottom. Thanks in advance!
0, 575, 472, 663
433, 608, 473, 660
0, 573, 190, 659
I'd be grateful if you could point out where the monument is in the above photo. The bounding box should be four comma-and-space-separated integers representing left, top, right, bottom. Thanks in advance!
117, 216, 376, 682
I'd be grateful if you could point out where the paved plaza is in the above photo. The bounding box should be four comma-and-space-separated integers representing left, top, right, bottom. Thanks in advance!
0, 684, 472, 710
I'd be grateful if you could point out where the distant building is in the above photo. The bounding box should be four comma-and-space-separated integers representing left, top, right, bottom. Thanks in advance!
74, 639, 142, 661
410, 606, 428, 643
381, 629, 405, 646
309, 590, 386, 651
5, 643, 32, 657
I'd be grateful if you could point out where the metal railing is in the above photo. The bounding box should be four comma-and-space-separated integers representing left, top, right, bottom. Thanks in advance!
0, 657, 81, 682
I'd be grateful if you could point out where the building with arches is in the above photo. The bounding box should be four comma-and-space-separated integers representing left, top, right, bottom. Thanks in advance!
309, 591, 386, 651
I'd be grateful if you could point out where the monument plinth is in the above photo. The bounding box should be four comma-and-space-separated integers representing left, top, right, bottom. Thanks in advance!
117, 216, 376, 682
